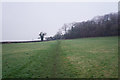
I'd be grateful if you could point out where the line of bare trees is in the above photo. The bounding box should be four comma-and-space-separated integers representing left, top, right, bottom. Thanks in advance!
52, 12, 118, 40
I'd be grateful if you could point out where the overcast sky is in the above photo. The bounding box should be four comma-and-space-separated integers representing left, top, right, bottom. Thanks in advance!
2, 2, 118, 41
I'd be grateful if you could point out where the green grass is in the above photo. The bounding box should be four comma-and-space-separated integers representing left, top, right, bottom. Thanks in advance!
0, 44, 2, 79
2, 36, 118, 78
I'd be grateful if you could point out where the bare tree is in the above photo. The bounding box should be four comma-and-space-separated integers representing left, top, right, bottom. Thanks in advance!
55, 12, 118, 39
62, 24, 68, 34
39, 32, 46, 41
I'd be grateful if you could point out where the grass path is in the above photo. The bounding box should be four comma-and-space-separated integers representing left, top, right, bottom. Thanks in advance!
51, 40, 61, 78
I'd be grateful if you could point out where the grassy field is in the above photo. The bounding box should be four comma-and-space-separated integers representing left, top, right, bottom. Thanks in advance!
2, 36, 118, 78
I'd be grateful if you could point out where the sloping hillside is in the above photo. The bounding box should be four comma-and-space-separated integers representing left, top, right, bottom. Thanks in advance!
2, 36, 118, 78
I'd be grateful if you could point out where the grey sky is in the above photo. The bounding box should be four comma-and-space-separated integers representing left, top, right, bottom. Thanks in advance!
2, 2, 118, 41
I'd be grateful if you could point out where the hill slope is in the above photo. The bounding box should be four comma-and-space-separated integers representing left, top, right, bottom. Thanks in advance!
2, 36, 118, 78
